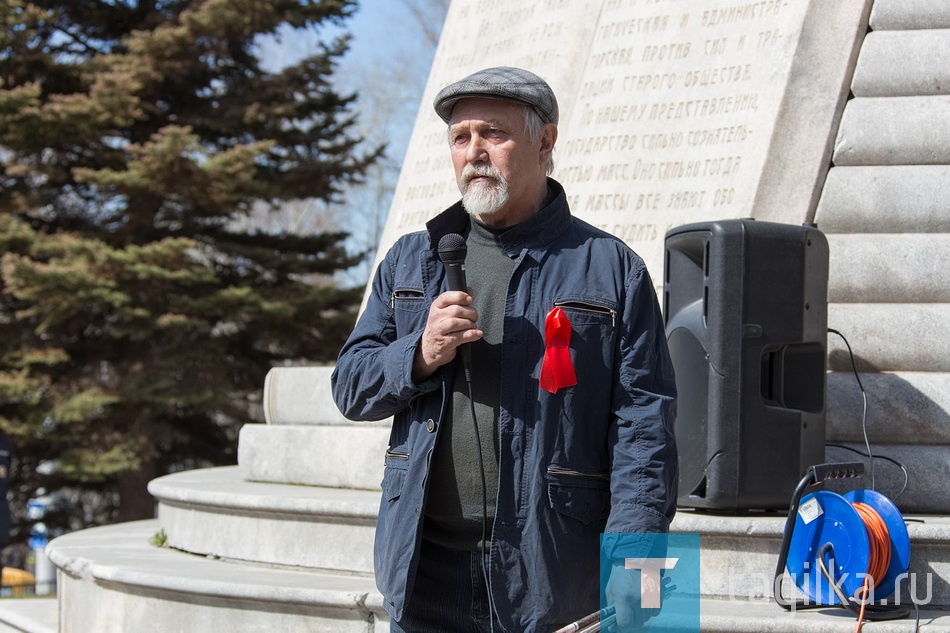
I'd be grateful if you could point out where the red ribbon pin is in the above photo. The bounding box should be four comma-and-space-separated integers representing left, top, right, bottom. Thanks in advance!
540, 306, 577, 394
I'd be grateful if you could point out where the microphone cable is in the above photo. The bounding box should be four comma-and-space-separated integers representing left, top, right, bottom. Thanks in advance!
463, 361, 497, 633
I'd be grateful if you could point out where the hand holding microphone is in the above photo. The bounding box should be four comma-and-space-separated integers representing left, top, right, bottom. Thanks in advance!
411, 233, 482, 381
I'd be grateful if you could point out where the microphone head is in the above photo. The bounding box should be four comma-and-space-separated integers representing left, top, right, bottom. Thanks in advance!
438, 233, 467, 265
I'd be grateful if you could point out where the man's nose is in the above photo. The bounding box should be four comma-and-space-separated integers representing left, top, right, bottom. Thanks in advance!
466, 134, 488, 163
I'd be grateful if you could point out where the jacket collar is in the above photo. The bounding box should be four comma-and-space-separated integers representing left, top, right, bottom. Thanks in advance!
425, 178, 571, 258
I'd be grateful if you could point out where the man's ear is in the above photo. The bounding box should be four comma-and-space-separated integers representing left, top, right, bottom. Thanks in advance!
539, 124, 558, 164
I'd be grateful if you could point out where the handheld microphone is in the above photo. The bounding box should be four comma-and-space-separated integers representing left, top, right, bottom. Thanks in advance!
438, 233, 468, 293
437, 233, 472, 382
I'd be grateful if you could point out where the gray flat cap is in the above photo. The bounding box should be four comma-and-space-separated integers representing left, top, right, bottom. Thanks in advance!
433, 66, 559, 125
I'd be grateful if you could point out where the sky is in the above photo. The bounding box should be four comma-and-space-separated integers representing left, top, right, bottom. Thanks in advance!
256, 0, 449, 283
337, 0, 448, 280
343, 0, 448, 159
260, 0, 444, 162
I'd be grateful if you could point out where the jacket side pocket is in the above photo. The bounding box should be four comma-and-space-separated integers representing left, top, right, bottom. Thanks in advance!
546, 467, 610, 525
381, 454, 408, 503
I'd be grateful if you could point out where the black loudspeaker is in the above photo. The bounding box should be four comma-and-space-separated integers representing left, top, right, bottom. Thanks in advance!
663, 219, 829, 511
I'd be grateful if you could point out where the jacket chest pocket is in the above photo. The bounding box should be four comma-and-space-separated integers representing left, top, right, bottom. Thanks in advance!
392, 288, 427, 333
551, 298, 619, 374
553, 299, 617, 327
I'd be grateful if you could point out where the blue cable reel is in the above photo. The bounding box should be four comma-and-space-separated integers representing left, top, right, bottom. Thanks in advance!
774, 463, 911, 620
786, 489, 910, 604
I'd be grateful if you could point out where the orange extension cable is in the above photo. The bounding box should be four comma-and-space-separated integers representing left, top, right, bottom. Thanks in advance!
852, 501, 893, 633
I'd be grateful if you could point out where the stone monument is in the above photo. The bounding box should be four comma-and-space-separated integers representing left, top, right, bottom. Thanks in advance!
377, 0, 868, 283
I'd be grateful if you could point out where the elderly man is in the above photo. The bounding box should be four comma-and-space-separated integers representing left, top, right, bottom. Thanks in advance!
332, 66, 677, 633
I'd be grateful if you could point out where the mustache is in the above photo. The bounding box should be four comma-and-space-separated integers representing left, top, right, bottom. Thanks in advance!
461, 163, 502, 187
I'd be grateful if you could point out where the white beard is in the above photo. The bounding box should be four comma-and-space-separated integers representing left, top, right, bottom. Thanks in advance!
461, 165, 510, 217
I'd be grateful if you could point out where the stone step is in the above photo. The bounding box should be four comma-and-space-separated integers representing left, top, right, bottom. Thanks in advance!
150, 466, 950, 607
148, 467, 379, 574
263, 366, 376, 426
816, 165, 950, 234
674, 509, 950, 608
45, 513, 950, 632
827, 303, 950, 372
871, 0, 950, 31
700, 596, 950, 632
825, 443, 950, 513
834, 96, 950, 166
238, 422, 388, 490
46, 520, 388, 633
827, 371, 950, 445
236, 404, 950, 513
0, 599, 57, 633
853, 30, 950, 97
826, 234, 950, 303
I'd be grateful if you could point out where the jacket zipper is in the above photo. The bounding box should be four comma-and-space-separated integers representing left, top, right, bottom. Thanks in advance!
547, 466, 610, 481
554, 300, 617, 327
386, 449, 409, 459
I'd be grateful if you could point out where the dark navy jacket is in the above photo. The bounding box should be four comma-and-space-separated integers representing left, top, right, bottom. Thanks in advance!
331, 179, 677, 632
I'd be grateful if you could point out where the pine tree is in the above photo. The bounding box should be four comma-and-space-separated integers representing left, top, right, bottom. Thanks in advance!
0, 0, 378, 533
